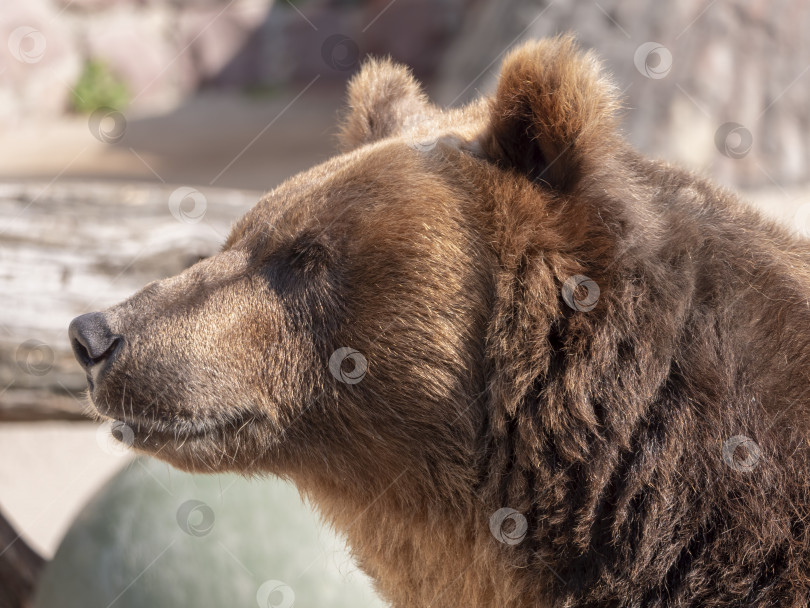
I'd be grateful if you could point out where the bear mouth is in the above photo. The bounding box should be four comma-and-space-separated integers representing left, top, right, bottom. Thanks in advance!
107, 410, 253, 453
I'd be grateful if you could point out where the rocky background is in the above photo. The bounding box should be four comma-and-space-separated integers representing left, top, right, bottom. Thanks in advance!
437, 0, 810, 190
0, 0, 466, 125
3, 0, 809, 188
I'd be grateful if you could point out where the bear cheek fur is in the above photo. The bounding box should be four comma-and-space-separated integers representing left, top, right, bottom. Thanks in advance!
248, 150, 498, 504
298, 155, 496, 501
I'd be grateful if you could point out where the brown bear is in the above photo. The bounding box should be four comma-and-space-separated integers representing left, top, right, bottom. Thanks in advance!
68, 35, 810, 607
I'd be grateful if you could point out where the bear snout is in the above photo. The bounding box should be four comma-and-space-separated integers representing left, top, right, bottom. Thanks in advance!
68, 311, 122, 391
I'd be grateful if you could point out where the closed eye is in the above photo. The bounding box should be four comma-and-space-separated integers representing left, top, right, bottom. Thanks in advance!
287, 238, 334, 274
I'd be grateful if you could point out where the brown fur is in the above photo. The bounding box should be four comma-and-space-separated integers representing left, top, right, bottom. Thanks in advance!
79, 35, 810, 606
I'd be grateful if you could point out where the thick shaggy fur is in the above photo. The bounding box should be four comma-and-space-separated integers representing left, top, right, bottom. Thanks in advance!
80, 36, 810, 606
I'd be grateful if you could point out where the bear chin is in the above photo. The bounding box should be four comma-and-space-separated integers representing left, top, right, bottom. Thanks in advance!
92, 402, 284, 474
124, 424, 280, 475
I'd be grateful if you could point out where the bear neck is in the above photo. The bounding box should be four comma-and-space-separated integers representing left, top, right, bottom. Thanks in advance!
298, 472, 556, 608
477, 162, 810, 605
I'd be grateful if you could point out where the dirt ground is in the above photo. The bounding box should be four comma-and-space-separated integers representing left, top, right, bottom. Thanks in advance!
0, 84, 346, 192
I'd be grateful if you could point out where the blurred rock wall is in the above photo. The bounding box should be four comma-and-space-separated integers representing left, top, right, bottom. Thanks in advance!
0, 0, 275, 127
0, 0, 465, 127
4, 0, 807, 189
437, 0, 810, 189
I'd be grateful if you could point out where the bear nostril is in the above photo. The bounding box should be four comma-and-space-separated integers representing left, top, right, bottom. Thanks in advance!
70, 336, 93, 369
68, 312, 122, 380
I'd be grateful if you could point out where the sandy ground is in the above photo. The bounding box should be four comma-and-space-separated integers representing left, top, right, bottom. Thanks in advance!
0, 423, 131, 558
0, 84, 344, 192
1, 85, 809, 560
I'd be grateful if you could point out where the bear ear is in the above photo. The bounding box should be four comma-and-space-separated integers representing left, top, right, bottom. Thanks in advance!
338, 57, 433, 151
479, 35, 620, 191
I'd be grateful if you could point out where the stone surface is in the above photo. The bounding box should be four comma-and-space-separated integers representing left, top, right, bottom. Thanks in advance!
436, 0, 810, 189
0, 0, 83, 127
0, 0, 469, 124
0, 0, 276, 122
33, 456, 385, 608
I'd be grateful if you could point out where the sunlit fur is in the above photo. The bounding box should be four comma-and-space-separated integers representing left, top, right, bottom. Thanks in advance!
87, 35, 809, 607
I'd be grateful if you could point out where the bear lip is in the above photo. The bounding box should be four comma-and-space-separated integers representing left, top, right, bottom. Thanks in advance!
111, 410, 253, 444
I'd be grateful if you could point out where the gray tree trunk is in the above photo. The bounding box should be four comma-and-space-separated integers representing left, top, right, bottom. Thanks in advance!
0, 182, 256, 421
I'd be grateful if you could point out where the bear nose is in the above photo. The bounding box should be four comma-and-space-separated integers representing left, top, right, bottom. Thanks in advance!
68, 312, 121, 382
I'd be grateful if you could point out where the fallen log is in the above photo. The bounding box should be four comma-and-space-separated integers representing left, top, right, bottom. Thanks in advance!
0, 181, 259, 421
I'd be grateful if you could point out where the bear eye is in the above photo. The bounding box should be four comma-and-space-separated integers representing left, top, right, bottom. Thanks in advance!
286, 235, 334, 275
261, 231, 339, 293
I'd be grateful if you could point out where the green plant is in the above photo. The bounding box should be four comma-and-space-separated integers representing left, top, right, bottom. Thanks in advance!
70, 59, 129, 114
242, 82, 283, 100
